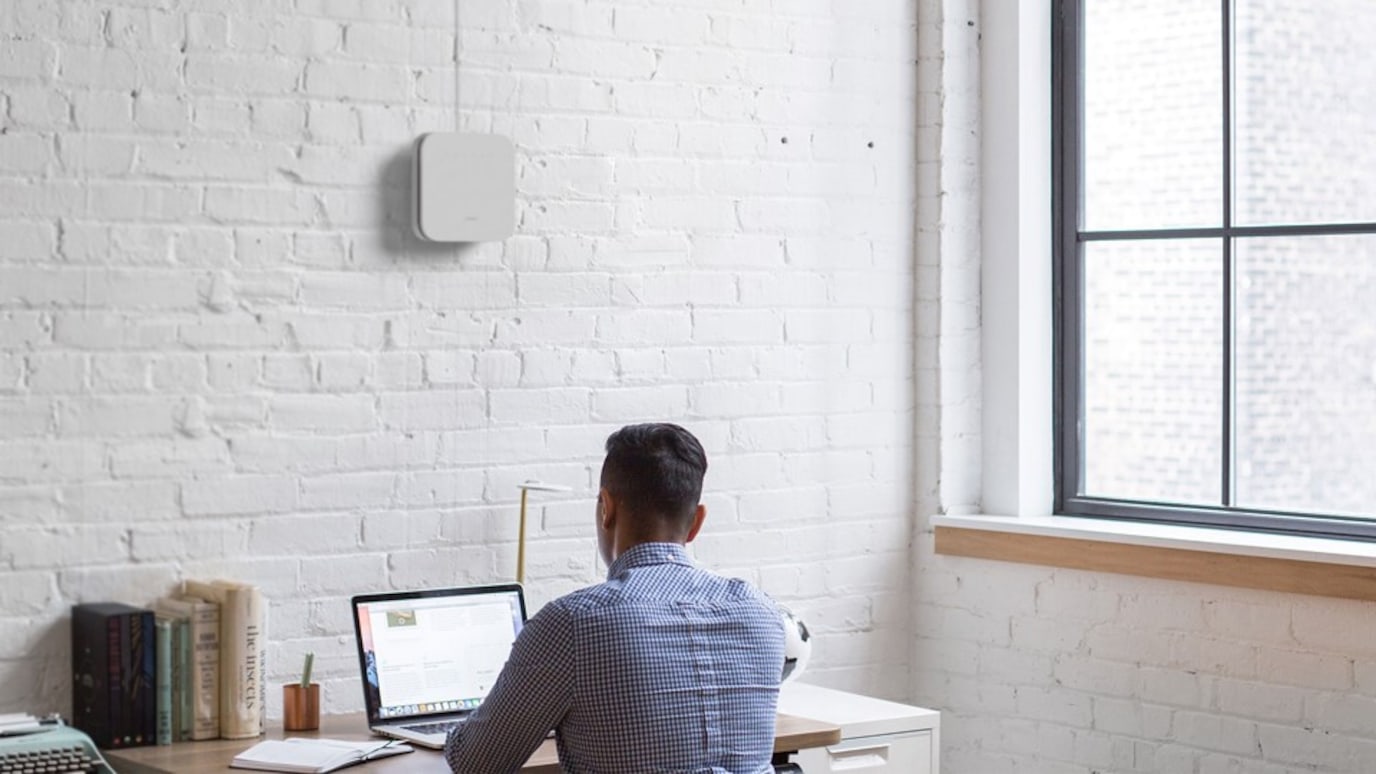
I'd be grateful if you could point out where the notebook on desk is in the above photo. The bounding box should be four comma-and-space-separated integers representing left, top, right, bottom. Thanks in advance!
350, 584, 527, 750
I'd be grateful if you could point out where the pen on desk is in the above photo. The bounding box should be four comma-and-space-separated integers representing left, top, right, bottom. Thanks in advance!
300, 652, 314, 688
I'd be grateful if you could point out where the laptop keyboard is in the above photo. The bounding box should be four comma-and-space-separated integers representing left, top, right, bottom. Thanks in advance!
401, 719, 465, 736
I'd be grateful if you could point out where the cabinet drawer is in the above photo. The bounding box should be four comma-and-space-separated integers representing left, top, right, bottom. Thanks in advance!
792, 730, 932, 774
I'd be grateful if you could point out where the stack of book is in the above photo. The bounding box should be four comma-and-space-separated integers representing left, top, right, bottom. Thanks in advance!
71, 579, 266, 748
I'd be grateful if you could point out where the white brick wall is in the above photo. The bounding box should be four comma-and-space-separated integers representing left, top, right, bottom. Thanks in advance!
913, 2, 1376, 772
0, 0, 916, 717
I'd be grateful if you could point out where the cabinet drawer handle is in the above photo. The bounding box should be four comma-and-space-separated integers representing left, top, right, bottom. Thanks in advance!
827, 743, 890, 771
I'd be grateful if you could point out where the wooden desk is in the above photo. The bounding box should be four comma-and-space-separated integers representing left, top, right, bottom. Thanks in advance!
105, 713, 842, 773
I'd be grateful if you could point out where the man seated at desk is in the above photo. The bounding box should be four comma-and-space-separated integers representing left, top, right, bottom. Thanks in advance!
444, 423, 786, 774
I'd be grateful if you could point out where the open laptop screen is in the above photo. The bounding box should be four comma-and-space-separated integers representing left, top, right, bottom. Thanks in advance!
352, 585, 526, 722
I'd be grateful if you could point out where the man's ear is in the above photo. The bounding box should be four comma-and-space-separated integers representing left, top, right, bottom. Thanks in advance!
599, 487, 617, 530
684, 504, 707, 543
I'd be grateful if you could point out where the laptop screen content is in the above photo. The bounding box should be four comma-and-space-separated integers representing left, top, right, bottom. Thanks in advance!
354, 588, 525, 721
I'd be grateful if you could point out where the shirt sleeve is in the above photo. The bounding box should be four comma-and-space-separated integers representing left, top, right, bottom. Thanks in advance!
443, 601, 575, 774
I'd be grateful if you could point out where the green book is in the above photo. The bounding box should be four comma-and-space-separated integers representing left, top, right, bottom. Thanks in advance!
175, 616, 192, 741
155, 618, 172, 745
160, 614, 191, 742
157, 595, 220, 740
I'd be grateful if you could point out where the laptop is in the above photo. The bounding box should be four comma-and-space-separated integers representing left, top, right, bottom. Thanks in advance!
350, 584, 527, 749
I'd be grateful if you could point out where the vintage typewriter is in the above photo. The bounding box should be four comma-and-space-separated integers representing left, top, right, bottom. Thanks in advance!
0, 717, 112, 774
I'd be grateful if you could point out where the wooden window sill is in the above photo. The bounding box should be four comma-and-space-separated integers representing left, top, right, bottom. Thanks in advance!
933, 514, 1376, 602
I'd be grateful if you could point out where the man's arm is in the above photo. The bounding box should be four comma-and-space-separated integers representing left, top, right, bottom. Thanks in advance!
444, 602, 575, 774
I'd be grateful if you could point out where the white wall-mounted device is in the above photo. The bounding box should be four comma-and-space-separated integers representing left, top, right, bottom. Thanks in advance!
412, 132, 515, 242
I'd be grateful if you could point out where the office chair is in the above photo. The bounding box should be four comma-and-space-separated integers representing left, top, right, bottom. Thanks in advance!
770, 750, 805, 773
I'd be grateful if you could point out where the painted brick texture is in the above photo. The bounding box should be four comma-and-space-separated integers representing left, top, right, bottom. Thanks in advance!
913, 2, 1376, 772
0, 0, 918, 716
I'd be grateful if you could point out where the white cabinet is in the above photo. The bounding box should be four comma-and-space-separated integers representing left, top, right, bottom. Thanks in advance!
777, 683, 940, 774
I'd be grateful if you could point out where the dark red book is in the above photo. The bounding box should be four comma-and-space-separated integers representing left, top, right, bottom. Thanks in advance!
124, 608, 156, 746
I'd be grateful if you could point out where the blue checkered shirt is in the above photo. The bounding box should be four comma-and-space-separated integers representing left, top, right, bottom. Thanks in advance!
444, 542, 785, 774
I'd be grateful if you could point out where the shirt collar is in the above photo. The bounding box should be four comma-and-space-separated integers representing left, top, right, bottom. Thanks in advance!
606, 542, 694, 577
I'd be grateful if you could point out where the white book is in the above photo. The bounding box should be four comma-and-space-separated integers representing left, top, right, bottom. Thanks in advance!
229, 738, 412, 773
183, 580, 263, 739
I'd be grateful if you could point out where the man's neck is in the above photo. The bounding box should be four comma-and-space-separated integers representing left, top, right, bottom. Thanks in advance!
611, 532, 689, 560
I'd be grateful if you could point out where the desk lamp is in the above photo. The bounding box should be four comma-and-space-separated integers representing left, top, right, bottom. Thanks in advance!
516, 481, 572, 585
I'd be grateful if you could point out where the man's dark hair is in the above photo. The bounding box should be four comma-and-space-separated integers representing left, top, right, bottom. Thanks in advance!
601, 423, 707, 530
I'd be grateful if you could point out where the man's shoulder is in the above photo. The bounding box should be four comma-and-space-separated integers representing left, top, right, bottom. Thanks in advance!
543, 577, 624, 613
719, 574, 778, 606
550, 565, 779, 614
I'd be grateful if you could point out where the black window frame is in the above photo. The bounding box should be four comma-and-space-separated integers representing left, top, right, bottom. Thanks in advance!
1053, 0, 1376, 541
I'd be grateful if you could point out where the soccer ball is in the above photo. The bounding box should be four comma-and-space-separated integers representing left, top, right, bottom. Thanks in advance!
779, 607, 812, 684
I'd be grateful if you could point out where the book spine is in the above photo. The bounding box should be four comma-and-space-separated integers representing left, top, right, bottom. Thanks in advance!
249, 587, 266, 737
70, 606, 113, 748
110, 614, 124, 747
189, 601, 221, 740
155, 618, 172, 745
175, 618, 192, 741
221, 585, 265, 739
167, 619, 182, 741
138, 612, 157, 746
121, 612, 148, 746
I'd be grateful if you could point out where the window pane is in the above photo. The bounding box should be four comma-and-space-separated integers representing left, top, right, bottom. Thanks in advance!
1082, 240, 1223, 504
1083, 1, 1222, 231
1235, 236, 1376, 517
1235, 2, 1376, 226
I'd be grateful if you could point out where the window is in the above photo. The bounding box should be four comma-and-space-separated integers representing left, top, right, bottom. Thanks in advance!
1054, 0, 1376, 539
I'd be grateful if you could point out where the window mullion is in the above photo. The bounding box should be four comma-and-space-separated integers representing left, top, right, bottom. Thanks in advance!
1053, 0, 1085, 512
1221, 0, 1236, 508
